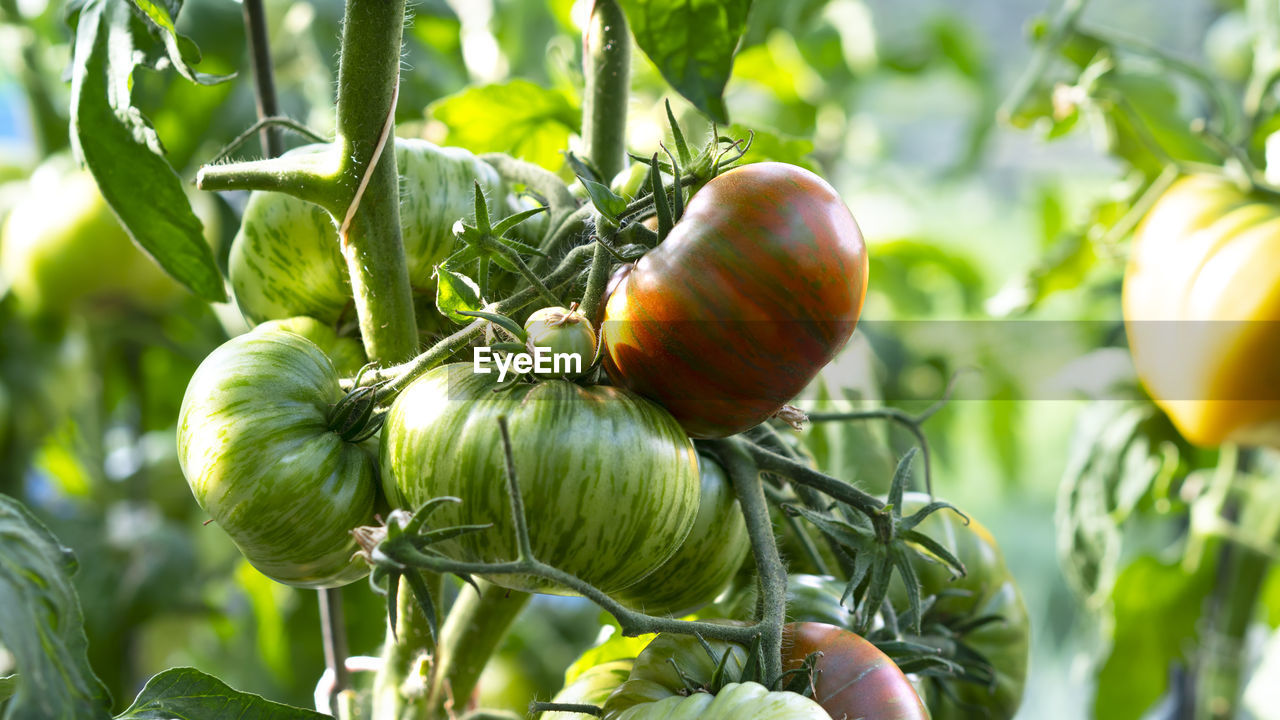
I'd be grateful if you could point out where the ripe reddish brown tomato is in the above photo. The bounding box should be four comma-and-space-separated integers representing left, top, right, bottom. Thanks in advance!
601, 162, 868, 438
782, 622, 928, 720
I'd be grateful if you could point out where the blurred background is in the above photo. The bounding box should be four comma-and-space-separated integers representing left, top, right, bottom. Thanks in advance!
0, 0, 1267, 718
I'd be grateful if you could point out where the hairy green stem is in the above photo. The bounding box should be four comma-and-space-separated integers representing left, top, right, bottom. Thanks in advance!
195, 154, 338, 206
423, 582, 530, 718
711, 437, 786, 682
582, 0, 631, 181
747, 444, 885, 519
481, 153, 577, 212
374, 577, 437, 719
1194, 535, 1269, 720
333, 0, 418, 363
579, 238, 613, 324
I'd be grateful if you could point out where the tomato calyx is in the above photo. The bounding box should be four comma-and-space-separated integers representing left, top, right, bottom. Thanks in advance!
326, 385, 385, 442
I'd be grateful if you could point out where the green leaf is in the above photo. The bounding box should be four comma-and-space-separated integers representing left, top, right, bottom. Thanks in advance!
127, 0, 234, 85
619, 0, 752, 124
0, 675, 16, 704
434, 266, 484, 324
429, 80, 581, 171
116, 667, 327, 719
579, 178, 628, 220
725, 123, 817, 171
1094, 554, 1214, 720
0, 493, 111, 719
1056, 401, 1183, 603
68, 0, 227, 302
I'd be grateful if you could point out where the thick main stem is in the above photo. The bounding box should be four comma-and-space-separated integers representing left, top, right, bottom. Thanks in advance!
333, 0, 418, 363
712, 438, 786, 683
423, 582, 531, 717
582, 0, 631, 182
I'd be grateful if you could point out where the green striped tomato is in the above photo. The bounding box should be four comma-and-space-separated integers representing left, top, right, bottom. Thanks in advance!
607, 682, 830, 720
543, 660, 635, 720
612, 453, 749, 616
601, 162, 868, 438
252, 316, 366, 376
380, 364, 700, 595
177, 328, 378, 588
229, 139, 521, 326
891, 493, 1028, 720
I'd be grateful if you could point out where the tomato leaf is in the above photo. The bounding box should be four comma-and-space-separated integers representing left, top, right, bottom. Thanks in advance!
434, 266, 485, 324
618, 0, 752, 124
0, 493, 112, 719
127, 0, 235, 85
429, 80, 581, 171
579, 177, 628, 220
116, 667, 327, 719
1093, 554, 1214, 720
67, 0, 227, 302
0, 675, 15, 703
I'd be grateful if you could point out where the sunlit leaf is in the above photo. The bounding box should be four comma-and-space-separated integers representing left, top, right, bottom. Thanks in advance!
116, 667, 327, 719
619, 0, 752, 124
67, 0, 226, 302
434, 267, 484, 325
429, 80, 581, 171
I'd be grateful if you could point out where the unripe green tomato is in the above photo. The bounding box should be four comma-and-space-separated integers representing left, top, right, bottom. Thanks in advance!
229, 139, 531, 327
610, 162, 652, 201
1204, 11, 1254, 84
612, 453, 749, 616
177, 328, 378, 587
0, 156, 181, 315
380, 363, 700, 595
252, 316, 366, 376
523, 305, 597, 378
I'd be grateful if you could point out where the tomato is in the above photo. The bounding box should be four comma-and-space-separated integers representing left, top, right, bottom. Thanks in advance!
891, 493, 1028, 720
783, 622, 928, 720
601, 162, 868, 438
607, 681, 830, 720
0, 155, 181, 316
1204, 11, 1253, 84
176, 328, 378, 588
229, 139, 530, 327
523, 305, 597, 378
380, 363, 700, 595
601, 622, 921, 720
542, 660, 635, 720
1122, 174, 1280, 447
252, 316, 366, 376
611, 453, 749, 616
716, 574, 854, 629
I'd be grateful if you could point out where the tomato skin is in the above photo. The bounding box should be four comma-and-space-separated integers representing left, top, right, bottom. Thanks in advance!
252, 316, 366, 376
229, 139, 516, 326
891, 494, 1028, 720
380, 364, 700, 595
523, 306, 597, 378
602, 162, 868, 438
1122, 174, 1280, 447
717, 574, 853, 629
783, 622, 928, 720
611, 453, 749, 616
608, 682, 830, 720
176, 329, 378, 588
1, 156, 180, 315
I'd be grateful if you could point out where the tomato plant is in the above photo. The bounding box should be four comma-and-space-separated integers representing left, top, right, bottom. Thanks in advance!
1123, 174, 1280, 448
176, 327, 379, 588
611, 452, 749, 616
606, 681, 830, 720
380, 363, 701, 595
252, 316, 366, 376
601, 161, 869, 438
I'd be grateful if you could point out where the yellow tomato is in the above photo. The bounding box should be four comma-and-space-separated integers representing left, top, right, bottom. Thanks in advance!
1123, 174, 1280, 447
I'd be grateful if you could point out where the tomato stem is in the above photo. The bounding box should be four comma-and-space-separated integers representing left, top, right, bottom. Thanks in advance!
712, 437, 787, 683
422, 581, 530, 719
582, 0, 631, 182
